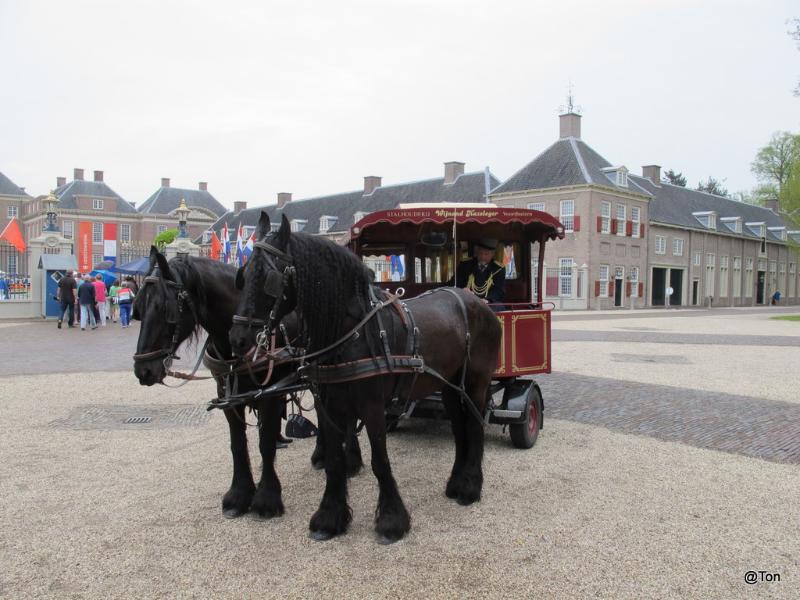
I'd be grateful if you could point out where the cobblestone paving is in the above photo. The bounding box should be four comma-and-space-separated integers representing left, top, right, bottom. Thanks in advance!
540, 372, 800, 464
48, 403, 211, 430
554, 329, 800, 346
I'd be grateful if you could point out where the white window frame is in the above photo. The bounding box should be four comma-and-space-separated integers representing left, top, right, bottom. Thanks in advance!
719, 256, 729, 297
7, 205, 18, 218
559, 258, 573, 297
270, 222, 281, 233
706, 253, 715, 267
630, 267, 639, 297
615, 204, 626, 236
693, 252, 702, 267
92, 253, 103, 268
63, 220, 74, 240
779, 262, 786, 274
120, 223, 131, 243
630, 206, 640, 238
733, 257, 742, 297
527, 202, 546, 213
655, 235, 666, 255
706, 254, 715, 296
672, 238, 684, 256
290, 219, 307, 233
92, 222, 103, 243
92, 198, 104, 210
559, 199, 575, 233
599, 265, 609, 297
694, 211, 717, 230
7, 254, 18, 274
242, 226, 255, 239
600, 202, 611, 234
616, 170, 628, 187
157, 224, 168, 234
353, 211, 368, 224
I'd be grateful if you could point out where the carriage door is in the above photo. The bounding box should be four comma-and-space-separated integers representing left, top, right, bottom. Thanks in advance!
614, 267, 624, 307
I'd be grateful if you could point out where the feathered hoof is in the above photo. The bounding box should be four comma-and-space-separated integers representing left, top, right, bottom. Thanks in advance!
309, 529, 335, 541
223, 507, 248, 519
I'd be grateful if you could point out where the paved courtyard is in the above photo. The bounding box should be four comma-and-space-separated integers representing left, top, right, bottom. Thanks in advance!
1, 306, 799, 598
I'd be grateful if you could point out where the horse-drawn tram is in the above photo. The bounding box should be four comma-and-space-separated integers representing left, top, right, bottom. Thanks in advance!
348, 204, 565, 448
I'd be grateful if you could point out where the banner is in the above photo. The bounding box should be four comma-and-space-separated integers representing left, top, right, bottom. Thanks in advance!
103, 223, 117, 267
78, 222, 92, 272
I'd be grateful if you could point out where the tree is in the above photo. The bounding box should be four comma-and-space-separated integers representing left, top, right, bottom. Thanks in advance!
153, 228, 179, 250
779, 157, 800, 229
662, 169, 687, 186
751, 131, 800, 191
697, 177, 728, 197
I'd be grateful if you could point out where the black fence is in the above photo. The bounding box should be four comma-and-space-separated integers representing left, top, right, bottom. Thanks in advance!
0, 242, 31, 300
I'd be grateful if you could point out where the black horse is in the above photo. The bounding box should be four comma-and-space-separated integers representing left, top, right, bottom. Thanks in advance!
132, 248, 362, 519
229, 213, 502, 543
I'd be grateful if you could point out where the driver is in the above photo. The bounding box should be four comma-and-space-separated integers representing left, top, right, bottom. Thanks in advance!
453, 238, 506, 305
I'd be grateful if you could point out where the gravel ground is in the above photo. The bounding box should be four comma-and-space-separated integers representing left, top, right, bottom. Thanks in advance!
1, 311, 798, 599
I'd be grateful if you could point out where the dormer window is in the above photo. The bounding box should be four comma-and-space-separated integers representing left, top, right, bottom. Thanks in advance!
745, 221, 766, 238
93, 198, 104, 210
319, 215, 337, 233
720, 217, 742, 233
270, 222, 280, 233
601, 166, 628, 188
353, 211, 368, 224
767, 226, 787, 241
789, 230, 800, 243
290, 219, 307, 232
693, 211, 717, 230
242, 226, 255, 239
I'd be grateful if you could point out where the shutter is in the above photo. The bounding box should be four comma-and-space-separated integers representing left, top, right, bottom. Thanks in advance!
611, 219, 618, 234
625, 220, 633, 236
626, 282, 632, 297
546, 275, 559, 296
638, 282, 643, 297
597, 215, 602, 232
573, 215, 581, 232
595, 280, 601, 296
640, 223, 645, 237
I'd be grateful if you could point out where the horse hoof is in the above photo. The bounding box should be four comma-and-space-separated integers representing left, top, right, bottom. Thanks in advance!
309, 530, 334, 541
223, 507, 247, 519
377, 534, 402, 545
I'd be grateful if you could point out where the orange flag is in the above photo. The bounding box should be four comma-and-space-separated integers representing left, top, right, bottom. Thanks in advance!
210, 230, 222, 260
0, 217, 26, 253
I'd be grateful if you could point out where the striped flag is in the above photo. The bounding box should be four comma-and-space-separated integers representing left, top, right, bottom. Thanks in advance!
221, 223, 230, 263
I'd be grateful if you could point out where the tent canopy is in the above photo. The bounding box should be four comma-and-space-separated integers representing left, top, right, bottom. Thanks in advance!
113, 256, 151, 275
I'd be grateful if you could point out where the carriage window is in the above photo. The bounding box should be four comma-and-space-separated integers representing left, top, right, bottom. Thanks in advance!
501, 243, 520, 280
361, 247, 407, 282
415, 245, 455, 284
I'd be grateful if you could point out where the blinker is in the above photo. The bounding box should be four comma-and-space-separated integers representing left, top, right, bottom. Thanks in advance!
263, 270, 284, 298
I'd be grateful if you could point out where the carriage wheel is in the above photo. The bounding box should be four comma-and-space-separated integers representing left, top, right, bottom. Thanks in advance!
509, 386, 542, 449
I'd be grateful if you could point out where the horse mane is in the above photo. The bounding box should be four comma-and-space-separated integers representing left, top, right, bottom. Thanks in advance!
285, 232, 375, 351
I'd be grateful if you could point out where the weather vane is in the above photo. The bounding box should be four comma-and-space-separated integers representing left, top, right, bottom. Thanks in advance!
559, 81, 582, 115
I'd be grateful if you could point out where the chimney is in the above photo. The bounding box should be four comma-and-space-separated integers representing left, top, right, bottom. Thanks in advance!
199, 181, 207, 191
444, 161, 465, 185
234, 201, 247, 214
642, 165, 661, 185
73, 168, 84, 181
93, 170, 103, 182
161, 177, 170, 188
559, 112, 581, 139
765, 199, 780, 214
56, 176, 66, 187
277, 192, 292, 209
363, 176, 382, 195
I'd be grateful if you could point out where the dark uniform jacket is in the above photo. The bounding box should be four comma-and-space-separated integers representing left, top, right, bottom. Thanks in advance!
455, 258, 506, 304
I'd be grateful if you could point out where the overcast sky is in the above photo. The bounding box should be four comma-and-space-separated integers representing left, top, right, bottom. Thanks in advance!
1, 0, 798, 209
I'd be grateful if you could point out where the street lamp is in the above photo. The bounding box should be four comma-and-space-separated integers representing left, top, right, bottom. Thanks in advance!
176, 198, 190, 238
43, 190, 60, 232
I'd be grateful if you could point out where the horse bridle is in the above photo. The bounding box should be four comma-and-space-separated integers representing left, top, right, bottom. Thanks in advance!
132, 270, 193, 371
232, 240, 296, 357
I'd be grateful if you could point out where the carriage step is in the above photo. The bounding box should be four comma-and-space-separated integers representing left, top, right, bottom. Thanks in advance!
491, 409, 523, 419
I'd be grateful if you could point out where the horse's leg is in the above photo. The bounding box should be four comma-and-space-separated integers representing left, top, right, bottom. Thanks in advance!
221, 406, 256, 518
362, 399, 410, 543
311, 424, 325, 470
345, 424, 364, 478
309, 393, 352, 540
456, 374, 490, 506
441, 385, 469, 501
250, 398, 285, 519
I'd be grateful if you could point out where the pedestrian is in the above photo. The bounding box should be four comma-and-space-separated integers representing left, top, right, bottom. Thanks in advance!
93, 274, 108, 326
78, 274, 97, 330
125, 275, 139, 294
56, 270, 77, 329
108, 279, 120, 323
117, 281, 135, 328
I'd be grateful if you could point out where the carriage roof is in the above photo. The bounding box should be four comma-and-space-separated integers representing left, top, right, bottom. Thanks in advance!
349, 205, 565, 245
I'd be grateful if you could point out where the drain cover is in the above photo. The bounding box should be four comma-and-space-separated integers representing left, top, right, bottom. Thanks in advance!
125, 416, 152, 424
